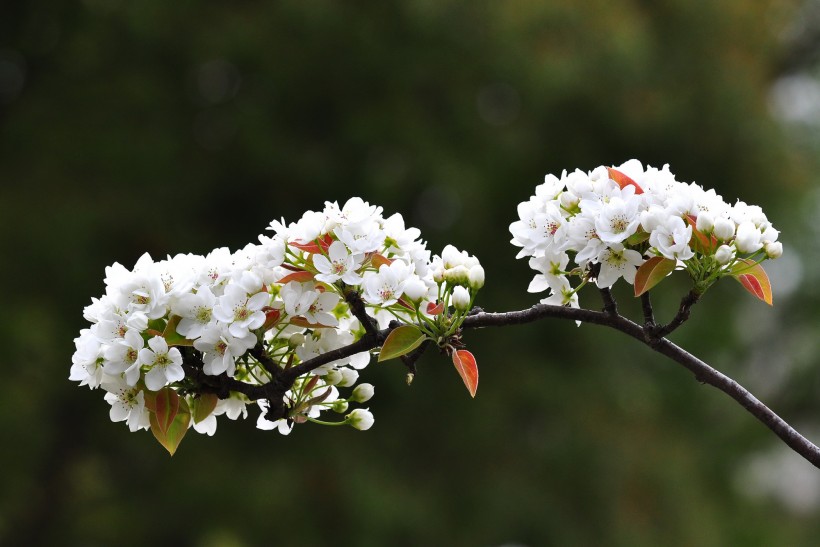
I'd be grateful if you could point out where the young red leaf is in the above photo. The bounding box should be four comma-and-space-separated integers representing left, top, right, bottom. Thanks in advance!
192, 393, 219, 425
730, 259, 773, 305
278, 270, 315, 284
290, 234, 334, 254
378, 325, 426, 362
685, 215, 717, 255
607, 167, 644, 194
152, 387, 180, 435
426, 301, 444, 315
370, 253, 393, 268
452, 349, 478, 398
634, 256, 676, 296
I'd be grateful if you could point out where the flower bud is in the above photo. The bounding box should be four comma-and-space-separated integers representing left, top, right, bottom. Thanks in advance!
351, 383, 375, 403
403, 277, 428, 302
337, 367, 359, 387
452, 285, 470, 311
289, 333, 305, 348
444, 265, 469, 286
325, 369, 343, 385
695, 212, 714, 233
468, 264, 485, 290
713, 216, 735, 241
441, 245, 462, 269
347, 408, 374, 431
331, 400, 349, 413
715, 244, 733, 265
765, 241, 783, 259
735, 221, 763, 253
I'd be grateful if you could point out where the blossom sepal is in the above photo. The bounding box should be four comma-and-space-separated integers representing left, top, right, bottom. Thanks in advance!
729, 259, 773, 306
378, 325, 427, 362
451, 349, 478, 398
634, 257, 676, 297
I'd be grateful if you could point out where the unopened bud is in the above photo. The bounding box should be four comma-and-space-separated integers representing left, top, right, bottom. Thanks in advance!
695, 212, 714, 234
468, 264, 485, 290
351, 383, 375, 403
765, 241, 783, 259
331, 400, 349, 413
715, 244, 733, 265
713, 216, 735, 241
337, 367, 359, 387
452, 285, 470, 311
347, 408, 374, 431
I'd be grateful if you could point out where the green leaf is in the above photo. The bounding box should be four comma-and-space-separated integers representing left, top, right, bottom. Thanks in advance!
626, 230, 650, 246
451, 349, 478, 398
152, 387, 180, 435
192, 393, 219, 425
730, 259, 773, 305
162, 315, 194, 347
634, 256, 676, 296
378, 325, 426, 362
150, 397, 190, 456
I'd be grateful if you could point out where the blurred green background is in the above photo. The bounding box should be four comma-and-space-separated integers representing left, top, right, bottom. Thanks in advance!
3, 1, 820, 545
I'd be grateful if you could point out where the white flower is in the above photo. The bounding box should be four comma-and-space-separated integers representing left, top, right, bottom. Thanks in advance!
193, 325, 256, 376
596, 244, 645, 288
402, 276, 430, 302
362, 261, 412, 306
347, 408, 374, 430
649, 216, 694, 261
313, 241, 364, 285
303, 291, 340, 327
468, 264, 485, 289
256, 399, 294, 435
173, 285, 217, 339
138, 336, 184, 391
69, 330, 105, 388
527, 250, 570, 293
213, 284, 269, 338
103, 328, 145, 386
103, 379, 149, 432
595, 195, 642, 244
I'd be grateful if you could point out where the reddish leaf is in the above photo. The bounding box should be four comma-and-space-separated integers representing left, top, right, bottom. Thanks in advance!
289, 316, 335, 328
152, 387, 180, 435
192, 393, 219, 425
278, 270, 315, 284
730, 259, 773, 305
685, 215, 717, 255
426, 301, 444, 315
290, 234, 333, 254
378, 325, 426, 362
370, 253, 393, 268
633, 256, 676, 296
452, 349, 479, 398
607, 167, 644, 194
397, 297, 414, 310
261, 307, 282, 331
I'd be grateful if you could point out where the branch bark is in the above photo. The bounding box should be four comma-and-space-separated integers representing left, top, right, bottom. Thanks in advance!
179, 301, 820, 469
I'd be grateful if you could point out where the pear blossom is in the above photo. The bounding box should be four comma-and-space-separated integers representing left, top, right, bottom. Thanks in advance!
362, 261, 413, 306
103, 328, 145, 386
194, 325, 256, 376
103, 379, 149, 432
596, 244, 644, 288
212, 284, 269, 338
312, 241, 364, 285
173, 285, 217, 339
347, 408, 374, 430
138, 336, 184, 391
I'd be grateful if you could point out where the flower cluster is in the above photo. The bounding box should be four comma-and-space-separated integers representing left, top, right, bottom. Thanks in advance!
71, 198, 482, 451
510, 160, 782, 306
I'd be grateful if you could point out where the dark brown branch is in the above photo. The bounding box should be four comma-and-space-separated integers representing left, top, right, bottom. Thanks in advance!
599, 286, 618, 316
640, 292, 655, 327
462, 305, 820, 469
652, 290, 701, 338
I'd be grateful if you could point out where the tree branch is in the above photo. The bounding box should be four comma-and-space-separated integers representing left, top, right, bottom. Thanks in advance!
462, 305, 820, 469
